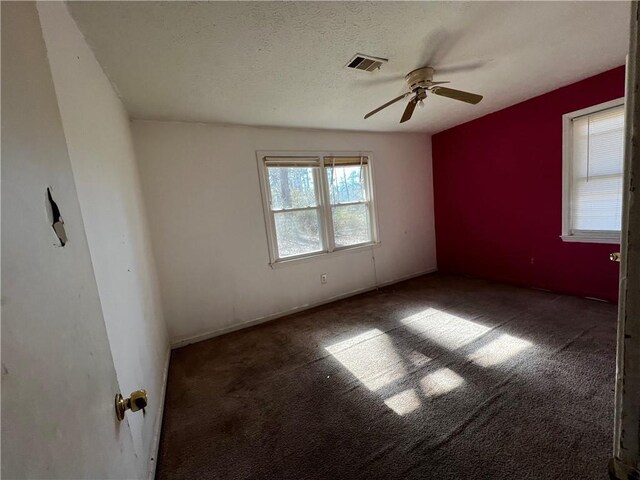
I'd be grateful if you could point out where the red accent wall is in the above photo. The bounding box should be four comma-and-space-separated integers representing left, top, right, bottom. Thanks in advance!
432, 66, 625, 303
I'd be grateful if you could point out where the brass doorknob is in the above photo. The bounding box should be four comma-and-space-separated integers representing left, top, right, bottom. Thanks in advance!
610, 252, 621, 262
115, 389, 147, 421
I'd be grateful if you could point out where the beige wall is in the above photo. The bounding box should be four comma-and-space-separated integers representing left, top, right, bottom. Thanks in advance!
132, 120, 436, 345
1, 3, 140, 478
37, 3, 169, 477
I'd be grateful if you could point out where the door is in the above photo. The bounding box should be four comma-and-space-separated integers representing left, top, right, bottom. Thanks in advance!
1, 2, 140, 478
611, 2, 640, 477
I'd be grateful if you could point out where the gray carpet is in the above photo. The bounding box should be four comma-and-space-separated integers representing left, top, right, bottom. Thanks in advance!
156, 273, 616, 479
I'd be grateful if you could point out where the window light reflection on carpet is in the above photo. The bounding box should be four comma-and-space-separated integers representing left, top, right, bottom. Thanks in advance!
400, 309, 492, 350
384, 389, 421, 416
325, 329, 407, 391
467, 334, 532, 367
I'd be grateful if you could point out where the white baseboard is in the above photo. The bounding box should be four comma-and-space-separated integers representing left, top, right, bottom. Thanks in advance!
147, 345, 171, 480
170, 267, 437, 349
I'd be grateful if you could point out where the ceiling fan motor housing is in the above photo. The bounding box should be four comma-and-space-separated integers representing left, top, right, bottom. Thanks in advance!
405, 67, 436, 90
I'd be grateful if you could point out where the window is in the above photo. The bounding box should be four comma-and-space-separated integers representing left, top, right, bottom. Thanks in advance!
257, 152, 377, 263
562, 99, 625, 243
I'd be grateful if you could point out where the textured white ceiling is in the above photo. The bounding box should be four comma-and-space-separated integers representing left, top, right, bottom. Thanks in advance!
68, 1, 630, 134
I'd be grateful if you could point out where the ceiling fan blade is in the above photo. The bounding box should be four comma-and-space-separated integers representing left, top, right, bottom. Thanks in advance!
429, 81, 450, 86
358, 74, 405, 87
364, 92, 411, 119
436, 60, 486, 75
400, 97, 418, 123
431, 86, 483, 104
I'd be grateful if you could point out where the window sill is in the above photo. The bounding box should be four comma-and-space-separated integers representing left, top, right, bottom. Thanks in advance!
269, 241, 381, 269
560, 234, 620, 244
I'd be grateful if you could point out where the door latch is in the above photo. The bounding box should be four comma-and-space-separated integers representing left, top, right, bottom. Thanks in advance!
115, 389, 147, 421
610, 252, 621, 262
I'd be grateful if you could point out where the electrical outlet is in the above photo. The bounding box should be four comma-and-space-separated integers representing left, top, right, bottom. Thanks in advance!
321, 274, 327, 284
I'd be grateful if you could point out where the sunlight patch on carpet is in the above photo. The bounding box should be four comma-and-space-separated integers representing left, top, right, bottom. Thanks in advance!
384, 389, 421, 415
325, 329, 407, 391
407, 350, 432, 367
420, 368, 465, 397
401, 309, 492, 350
467, 333, 532, 366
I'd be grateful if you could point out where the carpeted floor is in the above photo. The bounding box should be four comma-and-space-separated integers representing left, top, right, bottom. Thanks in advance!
156, 273, 617, 479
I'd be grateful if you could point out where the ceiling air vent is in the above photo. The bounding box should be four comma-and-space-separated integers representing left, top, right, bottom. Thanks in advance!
345, 54, 388, 72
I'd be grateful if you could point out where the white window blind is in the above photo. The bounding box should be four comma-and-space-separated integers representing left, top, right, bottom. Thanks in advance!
569, 104, 624, 235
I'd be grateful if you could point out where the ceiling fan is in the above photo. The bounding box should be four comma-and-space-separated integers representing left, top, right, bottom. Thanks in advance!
364, 66, 483, 123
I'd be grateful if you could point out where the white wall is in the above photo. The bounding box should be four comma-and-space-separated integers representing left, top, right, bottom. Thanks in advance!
132, 121, 436, 345
1, 3, 139, 478
37, 3, 169, 477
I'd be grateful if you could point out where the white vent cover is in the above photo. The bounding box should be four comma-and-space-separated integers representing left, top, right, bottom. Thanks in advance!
345, 54, 387, 72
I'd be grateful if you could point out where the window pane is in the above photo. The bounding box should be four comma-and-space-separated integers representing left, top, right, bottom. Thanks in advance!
573, 108, 624, 178
570, 105, 624, 232
326, 165, 366, 204
268, 167, 317, 210
572, 176, 623, 231
332, 204, 371, 248
274, 209, 323, 258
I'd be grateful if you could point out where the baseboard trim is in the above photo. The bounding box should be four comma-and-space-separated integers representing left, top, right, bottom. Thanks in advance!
170, 267, 437, 349
147, 345, 171, 480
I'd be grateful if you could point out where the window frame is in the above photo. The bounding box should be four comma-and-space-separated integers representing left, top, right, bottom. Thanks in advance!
256, 151, 379, 265
561, 97, 625, 244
